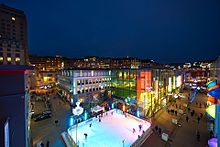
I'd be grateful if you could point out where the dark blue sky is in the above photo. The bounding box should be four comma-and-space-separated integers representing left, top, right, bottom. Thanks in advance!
1, 0, 220, 63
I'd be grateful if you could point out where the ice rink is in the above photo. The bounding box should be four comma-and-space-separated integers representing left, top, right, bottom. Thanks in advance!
67, 109, 151, 147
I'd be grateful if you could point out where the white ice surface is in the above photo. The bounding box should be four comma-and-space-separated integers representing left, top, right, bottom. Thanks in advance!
68, 109, 151, 147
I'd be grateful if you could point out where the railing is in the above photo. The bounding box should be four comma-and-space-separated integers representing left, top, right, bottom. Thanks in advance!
61, 131, 76, 147
131, 127, 153, 147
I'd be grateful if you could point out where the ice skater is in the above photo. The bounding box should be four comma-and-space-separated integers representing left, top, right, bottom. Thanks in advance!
139, 124, 142, 131
89, 123, 92, 128
84, 133, 88, 139
111, 111, 113, 115
133, 128, 136, 134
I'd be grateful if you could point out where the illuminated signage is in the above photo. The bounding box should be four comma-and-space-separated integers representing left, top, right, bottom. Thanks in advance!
176, 75, 182, 88
206, 105, 216, 119
207, 80, 217, 89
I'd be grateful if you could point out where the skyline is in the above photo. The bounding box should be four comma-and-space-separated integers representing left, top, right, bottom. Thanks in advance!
1, 0, 220, 63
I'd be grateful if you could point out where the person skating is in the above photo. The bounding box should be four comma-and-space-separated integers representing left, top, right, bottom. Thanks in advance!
84, 133, 88, 139
133, 128, 136, 134
89, 123, 92, 128
139, 124, 142, 131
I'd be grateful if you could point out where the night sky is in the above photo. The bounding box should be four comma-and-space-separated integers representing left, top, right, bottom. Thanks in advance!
1, 0, 220, 63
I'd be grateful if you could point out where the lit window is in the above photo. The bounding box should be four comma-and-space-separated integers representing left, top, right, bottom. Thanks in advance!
15, 57, 20, 62
7, 57, 11, 62
0, 57, 3, 61
12, 17, 16, 21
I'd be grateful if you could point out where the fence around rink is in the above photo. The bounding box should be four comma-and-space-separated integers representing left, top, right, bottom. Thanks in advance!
65, 108, 152, 147
131, 127, 153, 147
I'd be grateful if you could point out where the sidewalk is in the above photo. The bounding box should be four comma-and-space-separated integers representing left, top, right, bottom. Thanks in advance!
142, 90, 209, 147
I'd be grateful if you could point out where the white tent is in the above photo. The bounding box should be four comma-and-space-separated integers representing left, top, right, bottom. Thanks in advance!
91, 105, 104, 113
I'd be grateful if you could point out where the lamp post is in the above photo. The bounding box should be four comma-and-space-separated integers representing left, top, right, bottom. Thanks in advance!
72, 102, 84, 146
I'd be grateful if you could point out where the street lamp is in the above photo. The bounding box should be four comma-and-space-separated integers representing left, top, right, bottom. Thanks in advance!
72, 102, 84, 146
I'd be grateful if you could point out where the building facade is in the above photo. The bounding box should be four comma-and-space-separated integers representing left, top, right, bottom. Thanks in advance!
0, 65, 33, 147
0, 4, 28, 65
57, 69, 111, 109
111, 68, 182, 117
29, 55, 64, 89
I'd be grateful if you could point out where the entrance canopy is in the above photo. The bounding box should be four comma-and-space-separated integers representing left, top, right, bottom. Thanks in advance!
91, 105, 104, 113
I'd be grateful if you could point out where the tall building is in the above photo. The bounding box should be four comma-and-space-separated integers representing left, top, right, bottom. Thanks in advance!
0, 65, 33, 147
0, 4, 28, 65
57, 69, 111, 109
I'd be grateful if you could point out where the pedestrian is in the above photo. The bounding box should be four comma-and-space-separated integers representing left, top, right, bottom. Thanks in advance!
210, 131, 214, 138
99, 118, 101, 122
40, 143, 44, 147
197, 117, 200, 124
133, 128, 136, 134
158, 128, 162, 135
89, 123, 92, 128
186, 116, 189, 122
46, 141, 50, 147
197, 131, 200, 141
200, 113, 203, 118
188, 107, 191, 112
138, 135, 140, 138
175, 110, 177, 116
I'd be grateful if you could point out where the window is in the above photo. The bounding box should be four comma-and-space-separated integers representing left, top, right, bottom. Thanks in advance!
7, 53, 11, 57
15, 57, 20, 62
15, 53, 20, 57
7, 57, 11, 62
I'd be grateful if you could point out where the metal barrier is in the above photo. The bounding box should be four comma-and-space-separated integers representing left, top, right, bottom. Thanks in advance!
131, 127, 153, 147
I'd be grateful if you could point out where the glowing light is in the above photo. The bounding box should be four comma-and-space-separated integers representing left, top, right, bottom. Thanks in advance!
206, 105, 215, 119
11, 17, 15, 21
123, 105, 125, 111
207, 80, 217, 89
111, 103, 114, 109
168, 77, 172, 92
176, 75, 182, 87
84, 111, 88, 120
136, 110, 140, 118
70, 116, 74, 126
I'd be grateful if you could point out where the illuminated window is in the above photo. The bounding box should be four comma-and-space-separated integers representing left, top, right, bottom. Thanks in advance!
0, 57, 3, 62
12, 17, 16, 21
7, 57, 11, 62
15, 57, 20, 62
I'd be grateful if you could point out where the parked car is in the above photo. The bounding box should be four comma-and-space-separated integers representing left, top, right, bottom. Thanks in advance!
31, 113, 42, 119
34, 113, 51, 122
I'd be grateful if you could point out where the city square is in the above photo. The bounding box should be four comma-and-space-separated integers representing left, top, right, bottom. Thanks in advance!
0, 1, 220, 147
